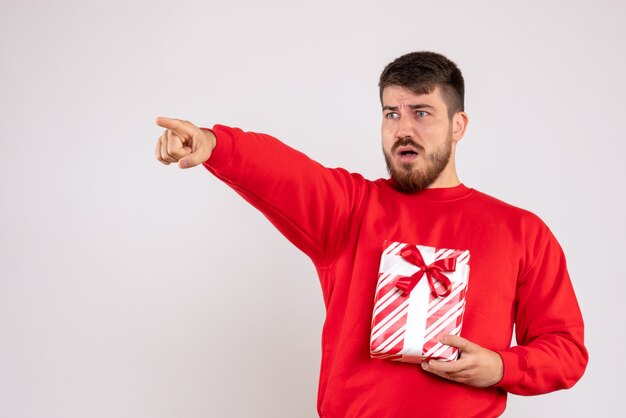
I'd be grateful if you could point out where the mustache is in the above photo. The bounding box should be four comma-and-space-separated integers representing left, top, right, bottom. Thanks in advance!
391, 137, 424, 153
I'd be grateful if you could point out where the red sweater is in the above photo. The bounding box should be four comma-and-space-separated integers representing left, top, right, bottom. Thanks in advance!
202, 125, 588, 418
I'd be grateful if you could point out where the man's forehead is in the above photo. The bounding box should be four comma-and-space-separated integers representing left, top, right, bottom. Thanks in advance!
381, 85, 444, 106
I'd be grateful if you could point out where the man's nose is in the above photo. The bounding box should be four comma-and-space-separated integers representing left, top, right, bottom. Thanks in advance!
396, 114, 414, 139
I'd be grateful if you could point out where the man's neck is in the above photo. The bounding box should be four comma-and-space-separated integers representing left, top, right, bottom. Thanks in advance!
427, 165, 460, 189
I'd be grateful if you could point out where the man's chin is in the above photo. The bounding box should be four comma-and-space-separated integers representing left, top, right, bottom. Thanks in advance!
384, 154, 437, 193
387, 159, 417, 173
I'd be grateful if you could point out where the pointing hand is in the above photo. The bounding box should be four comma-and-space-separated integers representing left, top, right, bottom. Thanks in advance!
155, 117, 216, 169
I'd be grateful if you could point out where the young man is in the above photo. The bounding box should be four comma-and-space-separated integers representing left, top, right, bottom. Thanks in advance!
154, 52, 588, 417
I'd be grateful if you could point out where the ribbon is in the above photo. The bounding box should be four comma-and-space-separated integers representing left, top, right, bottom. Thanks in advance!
395, 246, 456, 297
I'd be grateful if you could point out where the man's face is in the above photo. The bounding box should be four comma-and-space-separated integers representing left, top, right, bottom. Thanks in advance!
381, 85, 456, 193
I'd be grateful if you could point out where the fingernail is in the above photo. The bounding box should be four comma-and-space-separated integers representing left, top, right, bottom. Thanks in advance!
439, 335, 446, 343
179, 160, 188, 168
421, 361, 429, 370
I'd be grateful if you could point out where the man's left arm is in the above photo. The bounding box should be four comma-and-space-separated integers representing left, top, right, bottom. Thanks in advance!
423, 229, 588, 394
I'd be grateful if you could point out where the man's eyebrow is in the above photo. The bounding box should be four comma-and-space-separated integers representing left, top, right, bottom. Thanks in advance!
408, 104, 435, 110
382, 104, 435, 111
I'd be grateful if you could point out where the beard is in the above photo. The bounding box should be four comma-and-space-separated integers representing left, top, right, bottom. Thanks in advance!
384, 134, 453, 193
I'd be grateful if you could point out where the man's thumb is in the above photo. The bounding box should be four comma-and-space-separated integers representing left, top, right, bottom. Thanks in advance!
178, 152, 208, 169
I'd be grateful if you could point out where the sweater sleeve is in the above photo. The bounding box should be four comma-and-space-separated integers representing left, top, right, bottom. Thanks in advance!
202, 124, 368, 267
496, 228, 588, 395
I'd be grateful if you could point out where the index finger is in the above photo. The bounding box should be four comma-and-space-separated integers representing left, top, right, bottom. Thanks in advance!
155, 116, 197, 137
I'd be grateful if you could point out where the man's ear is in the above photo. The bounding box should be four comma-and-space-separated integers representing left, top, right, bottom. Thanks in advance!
451, 111, 469, 142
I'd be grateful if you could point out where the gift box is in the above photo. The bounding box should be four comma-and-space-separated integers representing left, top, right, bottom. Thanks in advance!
370, 241, 470, 363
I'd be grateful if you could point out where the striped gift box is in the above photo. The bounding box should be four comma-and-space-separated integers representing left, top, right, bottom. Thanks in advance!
370, 241, 470, 363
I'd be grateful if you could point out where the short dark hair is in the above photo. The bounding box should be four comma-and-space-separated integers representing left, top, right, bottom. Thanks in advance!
379, 51, 465, 118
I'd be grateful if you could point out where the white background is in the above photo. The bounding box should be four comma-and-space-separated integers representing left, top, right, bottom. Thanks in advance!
1, 1, 624, 417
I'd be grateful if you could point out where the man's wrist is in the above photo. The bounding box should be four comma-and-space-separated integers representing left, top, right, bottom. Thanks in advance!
206, 129, 217, 152
199, 128, 216, 149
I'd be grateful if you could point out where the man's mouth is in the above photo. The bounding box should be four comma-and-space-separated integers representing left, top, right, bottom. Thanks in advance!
396, 146, 420, 161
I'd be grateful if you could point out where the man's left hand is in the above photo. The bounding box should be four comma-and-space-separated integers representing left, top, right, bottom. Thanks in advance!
421, 335, 503, 387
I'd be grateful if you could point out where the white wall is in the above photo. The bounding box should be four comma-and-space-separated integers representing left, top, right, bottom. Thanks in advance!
1, 1, 623, 416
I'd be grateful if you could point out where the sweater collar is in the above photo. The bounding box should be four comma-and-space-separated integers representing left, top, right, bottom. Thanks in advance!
417, 183, 473, 201
386, 180, 473, 201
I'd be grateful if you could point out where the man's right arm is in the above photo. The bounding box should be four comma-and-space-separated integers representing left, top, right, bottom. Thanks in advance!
155, 117, 369, 267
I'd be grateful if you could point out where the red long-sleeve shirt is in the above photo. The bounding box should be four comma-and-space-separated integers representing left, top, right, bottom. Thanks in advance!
202, 125, 588, 418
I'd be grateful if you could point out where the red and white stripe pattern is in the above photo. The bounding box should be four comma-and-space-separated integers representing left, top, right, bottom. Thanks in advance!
370, 242, 470, 364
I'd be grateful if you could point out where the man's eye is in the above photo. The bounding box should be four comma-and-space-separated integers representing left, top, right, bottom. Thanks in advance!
416, 111, 428, 117
385, 112, 399, 119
